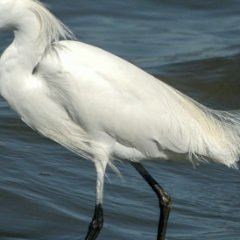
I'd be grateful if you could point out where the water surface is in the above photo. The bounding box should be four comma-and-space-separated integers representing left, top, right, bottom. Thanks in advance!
0, 0, 240, 239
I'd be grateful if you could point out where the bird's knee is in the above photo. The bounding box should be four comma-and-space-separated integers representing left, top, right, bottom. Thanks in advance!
89, 204, 103, 231
155, 185, 172, 210
88, 216, 103, 232
160, 190, 172, 210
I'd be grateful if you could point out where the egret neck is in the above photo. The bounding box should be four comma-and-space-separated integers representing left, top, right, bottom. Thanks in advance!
0, 7, 46, 114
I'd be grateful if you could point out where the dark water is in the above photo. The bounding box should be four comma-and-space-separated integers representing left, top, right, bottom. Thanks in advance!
0, 0, 240, 239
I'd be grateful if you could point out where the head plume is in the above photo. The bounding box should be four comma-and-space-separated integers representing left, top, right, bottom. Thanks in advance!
28, 0, 76, 46
0, 0, 75, 46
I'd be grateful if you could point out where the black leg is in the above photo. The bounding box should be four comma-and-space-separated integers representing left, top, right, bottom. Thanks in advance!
85, 204, 103, 240
131, 162, 171, 240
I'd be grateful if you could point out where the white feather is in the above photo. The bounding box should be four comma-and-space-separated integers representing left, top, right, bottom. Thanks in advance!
0, 0, 239, 177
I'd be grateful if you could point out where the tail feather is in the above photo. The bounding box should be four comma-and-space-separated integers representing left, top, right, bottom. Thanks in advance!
174, 87, 240, 168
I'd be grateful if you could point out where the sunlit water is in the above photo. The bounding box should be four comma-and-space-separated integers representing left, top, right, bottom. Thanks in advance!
0, 0, 240, 239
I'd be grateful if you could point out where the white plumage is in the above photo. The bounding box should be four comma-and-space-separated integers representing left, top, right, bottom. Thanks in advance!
0, 0, 239, 239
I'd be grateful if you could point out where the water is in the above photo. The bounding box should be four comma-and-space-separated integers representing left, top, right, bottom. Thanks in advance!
0, 0, 240, 239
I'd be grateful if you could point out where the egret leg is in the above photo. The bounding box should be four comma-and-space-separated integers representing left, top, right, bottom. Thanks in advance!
85, 159, 107, 240
85, 204, 103, 240
131, 162, 171, 240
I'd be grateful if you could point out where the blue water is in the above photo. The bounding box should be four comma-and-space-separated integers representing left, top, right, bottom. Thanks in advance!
0, 0, 240, 239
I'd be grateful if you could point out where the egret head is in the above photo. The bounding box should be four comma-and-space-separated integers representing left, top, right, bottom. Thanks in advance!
0, 0, 27, 31
0, 0, 74, 44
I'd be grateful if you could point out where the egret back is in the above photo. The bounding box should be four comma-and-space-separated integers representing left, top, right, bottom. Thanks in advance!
35, 40, 240, 168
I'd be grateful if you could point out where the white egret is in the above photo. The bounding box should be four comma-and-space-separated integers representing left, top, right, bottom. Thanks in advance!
0, 0, 239, 239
